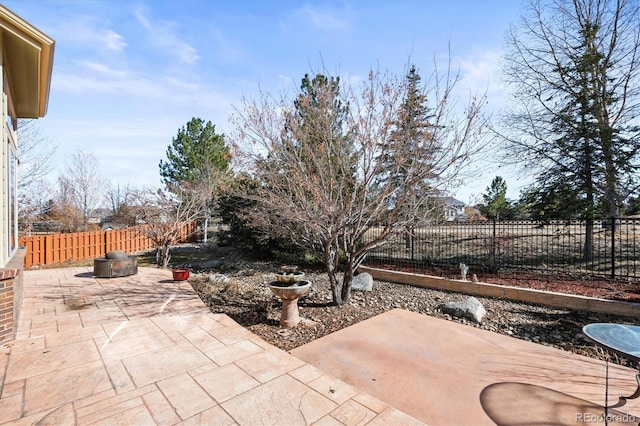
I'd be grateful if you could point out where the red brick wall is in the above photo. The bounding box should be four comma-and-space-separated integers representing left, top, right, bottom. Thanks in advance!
0, 249, 25, 344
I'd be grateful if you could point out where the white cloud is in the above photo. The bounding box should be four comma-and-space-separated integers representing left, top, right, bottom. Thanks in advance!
53, 68, 157, 97
133, 6, 200, 65
52, 61, 236, 123
162, 76, 200, 91
81, 61, 128, 79
288, 3, 350, 33
456, 49, 505, 103
102, 29, 127, 52
302, 5, 349, 32
50, 16, 126, 53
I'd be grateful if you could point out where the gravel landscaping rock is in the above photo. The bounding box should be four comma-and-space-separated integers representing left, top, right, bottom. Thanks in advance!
439, 296, 487, 323
181, 244, 640, 369
352, 272, 374, 291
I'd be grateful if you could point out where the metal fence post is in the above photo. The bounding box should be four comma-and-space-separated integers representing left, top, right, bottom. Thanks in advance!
490, 218, 497, 270
411, 226, 415, 261
611, 216, 616, 279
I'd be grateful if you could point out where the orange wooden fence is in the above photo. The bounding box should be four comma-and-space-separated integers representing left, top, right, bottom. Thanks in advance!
18, 222, 198, 268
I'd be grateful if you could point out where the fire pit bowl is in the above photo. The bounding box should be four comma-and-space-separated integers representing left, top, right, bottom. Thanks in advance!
93, 253, 138, 278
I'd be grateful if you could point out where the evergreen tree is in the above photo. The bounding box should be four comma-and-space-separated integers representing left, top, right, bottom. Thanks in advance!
377, 66, 437, 208
480, 176, 511, 220
159, 117, 230, 190
159, 117, 232, 242
515, 184, 581, 220
500, 0, 640, 260
287, 74, 355, 188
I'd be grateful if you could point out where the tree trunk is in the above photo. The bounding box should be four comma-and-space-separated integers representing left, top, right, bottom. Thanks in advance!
324, 242, 344, 305
583, 135, 595, 265
330, 275, 343, 305
584, 218, 594, 264
340, 261, 354, 305
157, 243, 172, 268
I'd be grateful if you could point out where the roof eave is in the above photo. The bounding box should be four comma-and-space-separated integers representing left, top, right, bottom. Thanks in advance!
0, 5, 55, 118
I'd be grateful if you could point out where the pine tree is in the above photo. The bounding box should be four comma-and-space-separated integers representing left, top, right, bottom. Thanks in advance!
501, 0, 640, 261
159, 117, 230, 190
377, 66, 437, 211
481, 176, 511, 220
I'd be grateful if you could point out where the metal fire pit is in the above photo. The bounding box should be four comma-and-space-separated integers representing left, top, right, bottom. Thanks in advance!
93, 251, 138, 278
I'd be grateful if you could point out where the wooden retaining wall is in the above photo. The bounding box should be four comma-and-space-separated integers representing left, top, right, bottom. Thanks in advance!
358, 265, 640, 318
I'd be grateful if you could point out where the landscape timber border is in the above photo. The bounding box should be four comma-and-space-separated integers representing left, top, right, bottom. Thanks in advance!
358, 265, 640, 318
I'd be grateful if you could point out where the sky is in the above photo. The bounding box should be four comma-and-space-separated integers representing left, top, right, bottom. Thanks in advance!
5, 0, 530, 205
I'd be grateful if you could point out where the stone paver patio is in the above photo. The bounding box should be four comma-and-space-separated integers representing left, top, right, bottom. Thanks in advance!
0, 266, 420, 425
2, 265, 640, 425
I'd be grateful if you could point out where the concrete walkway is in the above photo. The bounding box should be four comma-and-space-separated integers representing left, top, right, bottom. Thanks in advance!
293, 310, 640, 425
0, 267, 420, 425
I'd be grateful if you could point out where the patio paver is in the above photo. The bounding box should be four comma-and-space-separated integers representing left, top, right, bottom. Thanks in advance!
4, 264, 638, 425
0, 266, 421, 425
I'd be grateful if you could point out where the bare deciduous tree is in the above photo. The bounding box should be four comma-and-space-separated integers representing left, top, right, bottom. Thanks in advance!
231, 65, 488, 305
16, 120, 58, 233
17, 120, 57, 190
106, 183, 141, 226
137, 178, 215, 268
19, 179, 53, 235
58, 150, 107, 226
45, 176, 85, 233
499, 0, 640, 260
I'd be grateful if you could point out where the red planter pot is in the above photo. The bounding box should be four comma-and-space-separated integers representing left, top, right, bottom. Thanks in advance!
171, 268, 190, 281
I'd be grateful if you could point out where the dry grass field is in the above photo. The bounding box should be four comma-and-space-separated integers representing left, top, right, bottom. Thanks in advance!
364, 219, 640, 281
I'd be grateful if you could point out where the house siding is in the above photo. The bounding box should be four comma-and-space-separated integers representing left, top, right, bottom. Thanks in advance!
0, 58, 7, 267
0, 6, 54, 344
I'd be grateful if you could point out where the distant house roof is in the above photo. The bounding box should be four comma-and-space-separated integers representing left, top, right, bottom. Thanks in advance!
464, 206, 487, 221
441, 197, 465, 207
0, 5, 55, 119
101, 222, 129, 231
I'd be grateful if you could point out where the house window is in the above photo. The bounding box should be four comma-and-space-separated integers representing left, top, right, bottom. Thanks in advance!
8, 145, 17, 255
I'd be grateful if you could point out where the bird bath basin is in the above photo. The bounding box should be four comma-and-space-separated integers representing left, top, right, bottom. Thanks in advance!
268, 280, 311, 327
275, 271, 305, 284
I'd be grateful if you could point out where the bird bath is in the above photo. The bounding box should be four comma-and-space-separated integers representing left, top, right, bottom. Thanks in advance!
275, 271, 305, 284
268, 267, 311, 327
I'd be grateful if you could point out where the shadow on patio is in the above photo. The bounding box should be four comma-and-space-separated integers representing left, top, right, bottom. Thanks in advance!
0, 266, 420, 425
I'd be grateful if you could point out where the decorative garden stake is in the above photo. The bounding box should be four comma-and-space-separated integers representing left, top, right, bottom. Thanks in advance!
460, 263, 469, 281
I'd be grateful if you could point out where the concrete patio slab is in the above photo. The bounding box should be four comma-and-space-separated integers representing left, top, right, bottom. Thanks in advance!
292, 309, 640, 425
0, 266, 421, 425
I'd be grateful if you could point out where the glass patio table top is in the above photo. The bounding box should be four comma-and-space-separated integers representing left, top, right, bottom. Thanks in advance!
582, 323, 640, 362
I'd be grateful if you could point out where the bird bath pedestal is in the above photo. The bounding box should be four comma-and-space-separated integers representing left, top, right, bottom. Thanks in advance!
269, 268, 311, 327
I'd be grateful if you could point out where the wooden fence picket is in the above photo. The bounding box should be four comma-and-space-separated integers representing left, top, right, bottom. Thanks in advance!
18, 222, 197, 268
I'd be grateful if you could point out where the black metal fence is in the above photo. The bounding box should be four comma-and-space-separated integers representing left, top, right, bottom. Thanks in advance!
362, 217, 640, 281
